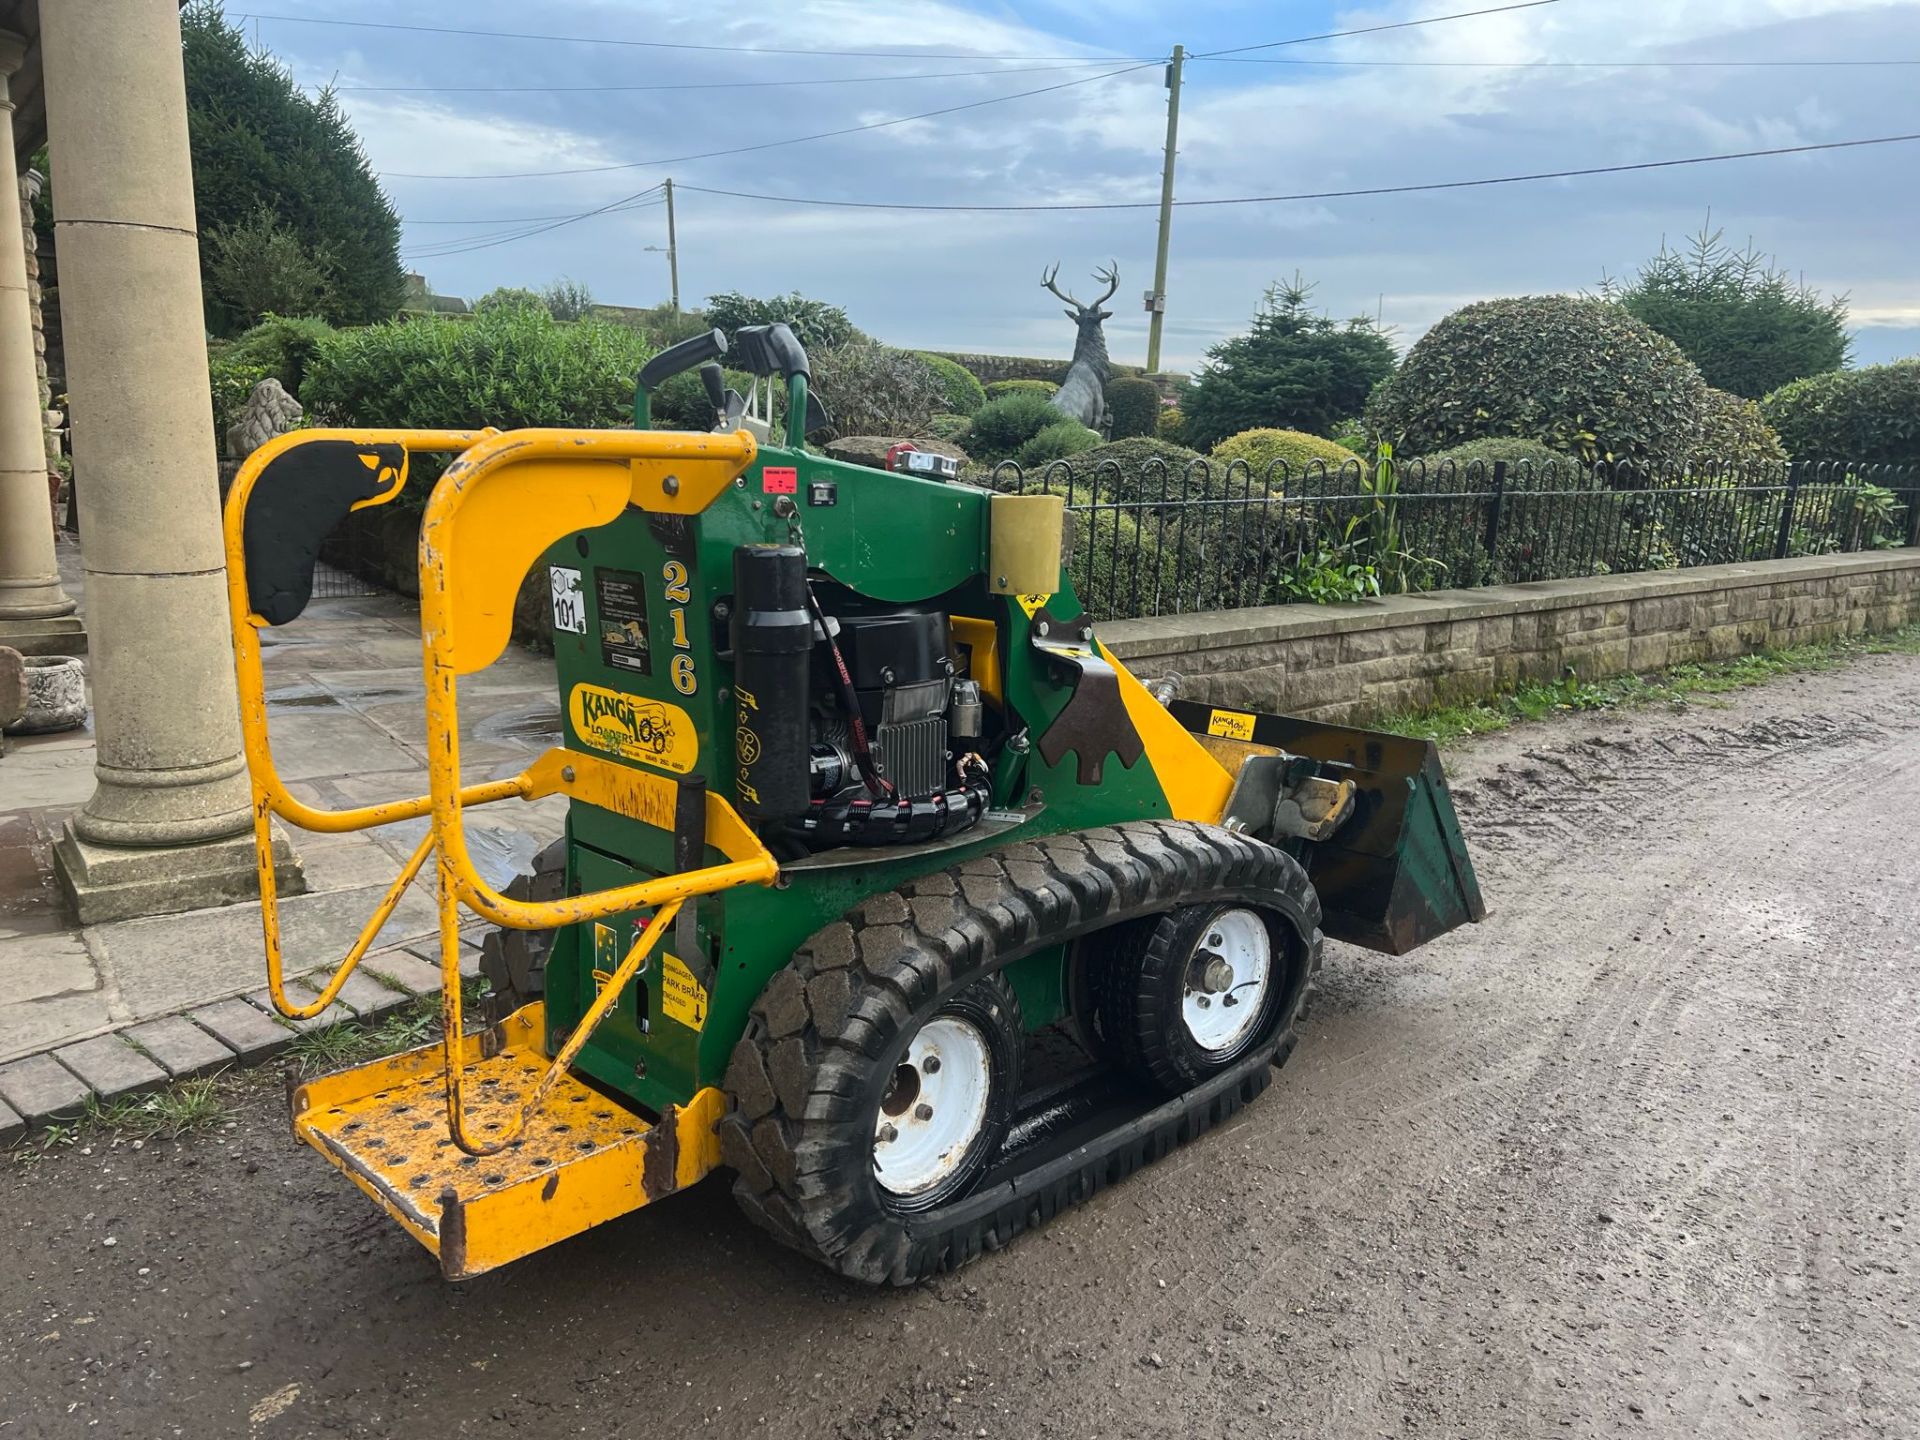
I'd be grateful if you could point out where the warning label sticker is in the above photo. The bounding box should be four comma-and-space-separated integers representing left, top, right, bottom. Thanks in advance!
761, 466, 799, 495
1206, 708, 1257, 741
595, 567, 652, 676
1014, 592, 1052, 618
660, 952, 708, 1031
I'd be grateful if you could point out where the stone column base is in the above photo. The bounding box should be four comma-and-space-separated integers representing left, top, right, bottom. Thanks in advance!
54, 818, 306, 925
0, 613, 88, 657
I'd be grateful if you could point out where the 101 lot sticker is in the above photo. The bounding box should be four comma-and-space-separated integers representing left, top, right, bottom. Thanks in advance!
549, 566, 587, 634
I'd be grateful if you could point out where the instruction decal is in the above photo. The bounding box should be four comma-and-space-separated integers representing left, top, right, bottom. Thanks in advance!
761, 466, 798, 495
1206, 707, 1257, 742
549, 566, 587, 635
660, 951, 709, 1031
1014, 592, 1053, 619
594, 567, 652, 676
568, 684, 698, 774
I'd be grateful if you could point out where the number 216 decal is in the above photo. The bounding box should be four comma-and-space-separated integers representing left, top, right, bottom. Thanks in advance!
663, 560, 696, 694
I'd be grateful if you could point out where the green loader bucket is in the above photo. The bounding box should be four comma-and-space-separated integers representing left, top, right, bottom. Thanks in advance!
1168, 702, 1486, 956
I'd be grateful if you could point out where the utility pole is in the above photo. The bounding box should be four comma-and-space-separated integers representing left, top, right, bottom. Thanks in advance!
664, 177, 681, 314
1144, 44, 1184, 375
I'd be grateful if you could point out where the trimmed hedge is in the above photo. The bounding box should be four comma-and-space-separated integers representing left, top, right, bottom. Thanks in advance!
985, 378, 1058, 401
1367, 295, 1709, 471
1156, 407, 1187, 443
1761, 359, 1920, 463
967, 391, 1064, 463
917, 353, 987, 416
1105, 376, 1161, 440
1689, 387, 1787, 472
1016, 420, 1101, 469
1210, 427, 1362, 484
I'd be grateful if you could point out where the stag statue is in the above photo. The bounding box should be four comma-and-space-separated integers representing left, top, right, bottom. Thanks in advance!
1041, 261, 1119, 433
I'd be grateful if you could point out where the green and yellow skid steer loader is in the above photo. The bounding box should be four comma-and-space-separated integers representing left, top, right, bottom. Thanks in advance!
225, 324, 1482, 1282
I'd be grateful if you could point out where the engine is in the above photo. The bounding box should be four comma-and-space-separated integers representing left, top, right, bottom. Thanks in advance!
730, 545, 990, 854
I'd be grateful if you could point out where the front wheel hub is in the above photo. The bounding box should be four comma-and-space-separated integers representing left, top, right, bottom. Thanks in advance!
1180, 910, 1273, 1054
874, 1015, 994, 1200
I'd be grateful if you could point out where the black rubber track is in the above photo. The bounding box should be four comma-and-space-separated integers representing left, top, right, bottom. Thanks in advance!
719, 819, 1324, 1285
477, 837, 568, 1018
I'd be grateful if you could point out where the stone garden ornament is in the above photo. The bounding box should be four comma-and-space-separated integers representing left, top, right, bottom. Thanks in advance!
1042, 261, 1120, 434
226, 377, 304, 460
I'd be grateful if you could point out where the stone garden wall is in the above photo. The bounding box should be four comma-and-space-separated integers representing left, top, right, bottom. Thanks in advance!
1101, 550, 1920, 722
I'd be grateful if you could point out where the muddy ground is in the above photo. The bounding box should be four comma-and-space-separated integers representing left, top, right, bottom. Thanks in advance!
4, 654, 1918, 1439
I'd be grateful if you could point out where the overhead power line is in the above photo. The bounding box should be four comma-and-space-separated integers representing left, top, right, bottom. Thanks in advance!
1202, 55, 1920, 68
398, 132, 1920, 259
331, 63, 1106, 94
237, 1, 1562, 65
1191, 0, 1560, 58
671, 133, 1920, 212
382, 62, 1157, 179
402, 183, 667, 260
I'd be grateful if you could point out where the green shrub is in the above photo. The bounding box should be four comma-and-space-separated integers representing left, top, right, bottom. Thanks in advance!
1761, 359, 1920, 463
1689, 387, 1788, 472
985, 378, 1058, 401
1016, 420, 1100, 469
1105, 376, 1161, 440
1328, 417, 1368, 454
1210, 428, 1363, 484
220, 313, 337, 396
1183, 278, 1397, 451
650, 364, 760, 431
704, 290, 860, 352
300, 306, 654, 504
967, 392, 1063, 463
927, 413, 972, 443
1366, 295, 1709, 471
916, 353, 987, 416
1156, 407, 1186, 444
1063, 437, 1212, 503
806, 344, 945, 440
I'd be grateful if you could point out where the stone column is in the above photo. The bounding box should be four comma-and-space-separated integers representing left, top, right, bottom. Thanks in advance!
40, 1, 300, 921
0, 31, 82, 657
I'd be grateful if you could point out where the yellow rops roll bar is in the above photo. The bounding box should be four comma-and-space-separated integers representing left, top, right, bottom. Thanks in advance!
224, 425, 776, 1158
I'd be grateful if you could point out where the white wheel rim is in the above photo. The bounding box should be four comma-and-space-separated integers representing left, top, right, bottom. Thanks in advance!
873, 1015, 994, 1199
1181, 909, 1271, 1054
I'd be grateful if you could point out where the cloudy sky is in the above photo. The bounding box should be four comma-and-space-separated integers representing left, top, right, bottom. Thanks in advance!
250, 0, 1920, 372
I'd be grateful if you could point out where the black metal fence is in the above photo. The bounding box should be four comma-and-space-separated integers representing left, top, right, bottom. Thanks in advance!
988, 455, 1920, 622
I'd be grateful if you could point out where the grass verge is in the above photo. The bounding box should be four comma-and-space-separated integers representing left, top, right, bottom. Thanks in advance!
1379, 621, 1920, 744
286, 977, 493, 1076
13, 1077, 230, 1160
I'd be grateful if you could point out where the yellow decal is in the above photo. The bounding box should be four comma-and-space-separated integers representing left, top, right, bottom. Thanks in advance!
1206, 707, 1257, 742
1015, 593, 1052, 619
661, 952, 709, 1030
568, 684, 697, 774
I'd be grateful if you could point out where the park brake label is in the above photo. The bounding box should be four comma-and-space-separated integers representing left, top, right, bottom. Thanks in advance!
661, 952, 709, 1030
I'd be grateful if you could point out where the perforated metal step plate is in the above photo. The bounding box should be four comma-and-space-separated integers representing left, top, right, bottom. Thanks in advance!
290, 1004, 723, 1278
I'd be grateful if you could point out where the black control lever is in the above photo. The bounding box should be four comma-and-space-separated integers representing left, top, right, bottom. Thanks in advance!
637, 327, 727, 394
699, 361, 727, 417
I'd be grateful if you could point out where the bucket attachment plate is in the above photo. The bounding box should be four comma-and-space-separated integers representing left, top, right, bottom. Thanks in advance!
290, 1005, 722, 1278
1168, 701, 1486, 956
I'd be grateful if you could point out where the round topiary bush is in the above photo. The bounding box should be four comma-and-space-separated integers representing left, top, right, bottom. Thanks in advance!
967, 391, 1063, 463
1366, 295, 1710, 472
1059, 437, 1212, 504
1016, 419, 1101, 469
1688, 387, 1788, 473
1760, 359, 1920, 463
985, 378, 1059, 401
916, 353, 988, 416
1156, 406, 1187, 444
1105, 376, 1162, 441
1211, 428, 1365, 487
